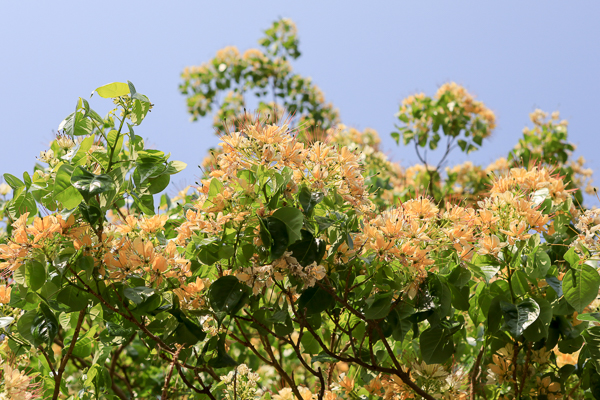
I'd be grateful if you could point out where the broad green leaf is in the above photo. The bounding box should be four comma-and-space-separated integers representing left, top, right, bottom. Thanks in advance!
583, 326, 600, 375
124, 286, 155, 305
31, 303, 59, 347
3, 173, 24, 190
72, 336, 94, 358
54, 164, 83, 209
271, 207, 303, 245
207, 178, 224, 199
449, 283, 470, 311
420, 327, 454, 364
298, 186, 324, 216
265, 216, 289, 260
558, 335, 584, 354
207, 339, 238, 368
147, 174, 170, 195
130, 97, 151, 125
288, 230, 326, 267
577, 313, 600, 323
300, 332, 321, 354
7, 186, 37, 219
165, 161, 187, 175
208, 276, 249, 316
297, 286, 335, 316
57, 286, 90, 312
564, 247, 581, 268
25, 260, 46, 291
364, 295, 392, 320
17, 310, 37, 344
523, 297, 552, 342
94, 82, 130, 98
131, 192, 155, 215
71, 134, 95, 165
511, 270, 530, 297
71, 167, 115, 201
563, 265, 600, 313
532, 249, 551, 279
500, 298, 540, 338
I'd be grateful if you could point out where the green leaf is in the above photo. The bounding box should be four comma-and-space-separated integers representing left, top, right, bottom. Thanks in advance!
54, 164, 83, 209
583, 326, 600, 374
7, 186, 37, 219
288, 230, 326, 267
72, 98, 95, 136
364, 294, 392, 320
511, 270, 530, 297
31, 303, 59, 347
558, 335, 584, 354
564, 247, 580, 268
449, 283, 470, 311
420, 327, 454, 364
71, 167, 116, 201
208, 276, 249, 316
135, 161, 166, 184
106, 130, 124, 158
265, 216, 289, 260
124, 286, 155, 305
3, 173, 24, 189
147, 174, 170, 195
94, 82, 130, 98
298, 186, 324, 216
130, 97, 151, 125
300, 332, 321, 354
523, 298, 553, 342
131, 192, 154, 215
17, 310, 37, 344
57, 286, 90, 312
563, 265, 600, 313
25, 260, 46, 291
271, 207, 303, 245
297, 286, 335, 316
165, 161, 187, 175
72, 336, 93, 358
71, 134, 95, 165
207, 338, 238, 368
500, 298, 540, 338
532, 249, 551, 279
577, 313, 600, 323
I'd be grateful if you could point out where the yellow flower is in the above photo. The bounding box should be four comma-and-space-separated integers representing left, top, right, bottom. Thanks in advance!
272, 388, 293, 400
0, 285, 11, 304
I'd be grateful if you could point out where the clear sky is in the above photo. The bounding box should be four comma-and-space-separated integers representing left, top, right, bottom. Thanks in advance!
1, 1, 599, 203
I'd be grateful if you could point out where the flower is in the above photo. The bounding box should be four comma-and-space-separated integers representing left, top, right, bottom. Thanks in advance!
0, 183, 11, 196
0, 285, 11, 304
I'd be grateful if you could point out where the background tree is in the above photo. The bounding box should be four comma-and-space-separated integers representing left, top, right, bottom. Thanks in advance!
180, 18, 339, 135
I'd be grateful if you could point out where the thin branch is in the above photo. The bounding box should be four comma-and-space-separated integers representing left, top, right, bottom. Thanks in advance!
52, 309, 86, 400
162, 346, 182, 399
470, 346, 485, 400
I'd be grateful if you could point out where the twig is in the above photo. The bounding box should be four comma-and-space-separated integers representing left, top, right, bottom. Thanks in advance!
162, 345, 182, 399
470, 346, 485, 400
52, 309, 86, 400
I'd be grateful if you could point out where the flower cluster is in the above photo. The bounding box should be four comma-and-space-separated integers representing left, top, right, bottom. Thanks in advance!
220, 364, 261, 400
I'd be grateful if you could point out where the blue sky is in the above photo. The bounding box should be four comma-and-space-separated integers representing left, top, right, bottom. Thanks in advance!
1, 1, 599, 203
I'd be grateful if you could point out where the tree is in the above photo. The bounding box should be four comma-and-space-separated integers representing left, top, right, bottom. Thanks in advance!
0, 18, 599, 400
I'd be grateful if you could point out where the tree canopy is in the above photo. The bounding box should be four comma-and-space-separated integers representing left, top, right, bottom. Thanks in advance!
0, 18, 599, 400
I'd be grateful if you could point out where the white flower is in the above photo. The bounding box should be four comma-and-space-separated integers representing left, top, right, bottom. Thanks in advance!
0, 183, 11, 196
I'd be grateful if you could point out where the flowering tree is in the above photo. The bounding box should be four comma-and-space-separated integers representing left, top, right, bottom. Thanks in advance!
1, 19, 600, 400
